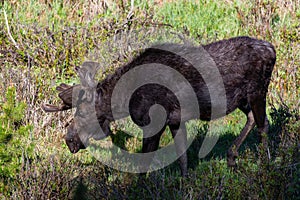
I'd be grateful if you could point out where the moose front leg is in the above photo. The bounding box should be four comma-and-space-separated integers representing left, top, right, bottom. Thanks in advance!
140, 127, 165, 174
170, 123, 188, 177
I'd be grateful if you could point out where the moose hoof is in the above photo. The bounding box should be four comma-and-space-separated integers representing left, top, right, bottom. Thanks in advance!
227, 150, 238, 168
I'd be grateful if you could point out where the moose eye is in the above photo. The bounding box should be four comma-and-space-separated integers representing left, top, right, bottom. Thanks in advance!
70, 139, 73, 142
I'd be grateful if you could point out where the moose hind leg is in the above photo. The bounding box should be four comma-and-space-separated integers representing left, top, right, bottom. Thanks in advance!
227, 108, 255, 167
249, 94, 269, 147
170, 124, 188, 177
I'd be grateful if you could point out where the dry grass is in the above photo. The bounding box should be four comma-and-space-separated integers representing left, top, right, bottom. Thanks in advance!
0, 0, 299, 198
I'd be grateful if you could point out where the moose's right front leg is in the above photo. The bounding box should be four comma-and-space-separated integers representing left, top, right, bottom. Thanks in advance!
140, 127, 165, 174
170, 123, 188, 177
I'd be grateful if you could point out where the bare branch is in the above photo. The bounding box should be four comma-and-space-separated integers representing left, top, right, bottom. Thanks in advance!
3, 9, 20, 50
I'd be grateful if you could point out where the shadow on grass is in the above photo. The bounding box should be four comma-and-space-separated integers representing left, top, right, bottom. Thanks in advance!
71, 105, 297, 199
104, 125, 281, 177
185, 105, 292, 173
160, 118, 284, 175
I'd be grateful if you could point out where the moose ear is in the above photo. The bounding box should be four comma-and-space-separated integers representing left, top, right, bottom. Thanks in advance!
77, 88, 95, 104
75, 62, 100, 88
78, 89, 86, 101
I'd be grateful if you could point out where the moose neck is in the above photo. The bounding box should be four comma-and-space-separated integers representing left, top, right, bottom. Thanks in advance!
96, 53, 145, 121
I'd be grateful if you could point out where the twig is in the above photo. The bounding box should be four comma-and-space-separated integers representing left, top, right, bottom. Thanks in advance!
3, 9, 20, 49
130, 0, 134, 13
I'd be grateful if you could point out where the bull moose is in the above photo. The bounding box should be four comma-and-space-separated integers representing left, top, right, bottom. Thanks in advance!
43, 36, 276, 176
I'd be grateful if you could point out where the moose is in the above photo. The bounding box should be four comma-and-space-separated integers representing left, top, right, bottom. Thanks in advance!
43, 36, 276, 176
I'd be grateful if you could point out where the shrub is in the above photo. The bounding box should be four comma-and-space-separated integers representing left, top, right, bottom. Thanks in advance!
0, 86, 33, 195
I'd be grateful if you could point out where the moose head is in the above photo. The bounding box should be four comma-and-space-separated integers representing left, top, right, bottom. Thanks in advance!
42, 62, 111, 153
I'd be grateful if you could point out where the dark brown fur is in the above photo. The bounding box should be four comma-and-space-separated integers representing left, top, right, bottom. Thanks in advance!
43, 36, 276, 176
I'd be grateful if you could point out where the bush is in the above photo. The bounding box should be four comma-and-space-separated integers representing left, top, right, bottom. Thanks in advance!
0, 86, 33, 195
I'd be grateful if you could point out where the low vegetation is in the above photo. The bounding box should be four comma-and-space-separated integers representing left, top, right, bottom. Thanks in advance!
0, 0, 299, 199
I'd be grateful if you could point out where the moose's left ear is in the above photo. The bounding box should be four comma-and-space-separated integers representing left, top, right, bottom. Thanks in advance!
75, 62, 100, 88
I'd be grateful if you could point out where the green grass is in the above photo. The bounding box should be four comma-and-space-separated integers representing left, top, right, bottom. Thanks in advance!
155, 0, 240, 41
0, 0, 299, 199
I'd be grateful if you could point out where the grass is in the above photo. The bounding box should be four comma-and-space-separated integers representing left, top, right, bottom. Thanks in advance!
0, 0, 299, 199
155, 0, 240, 41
